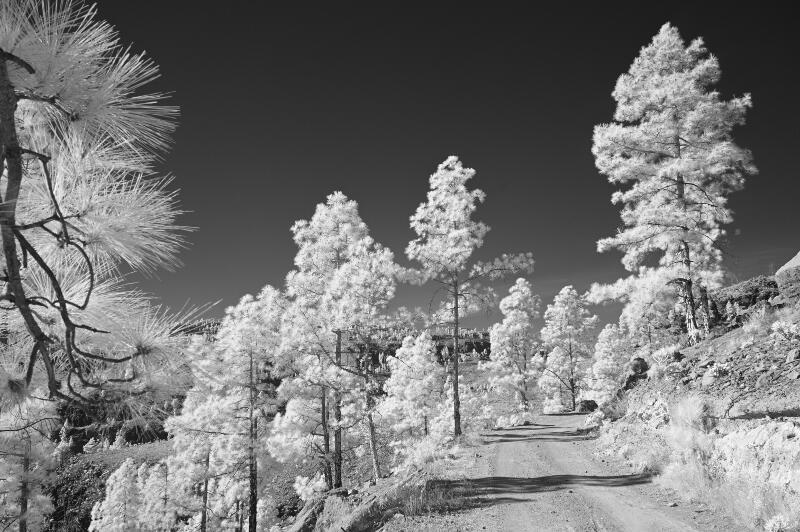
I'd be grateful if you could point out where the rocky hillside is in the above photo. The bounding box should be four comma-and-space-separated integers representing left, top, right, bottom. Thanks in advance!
594, 273, 800, 531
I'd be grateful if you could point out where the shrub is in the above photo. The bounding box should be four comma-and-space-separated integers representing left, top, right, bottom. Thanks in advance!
742, 304, 776, 337
771, 320, 800, 342
648, 344, 682, 380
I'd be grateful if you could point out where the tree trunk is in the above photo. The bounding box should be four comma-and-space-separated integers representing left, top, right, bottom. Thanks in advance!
320, 385, 333, 490
673, 128, 699, 337
367, 411, 381, 481
333, 331, 343, 488
567, 340, 577, 411
162, 463, 169, 523
452, 281, 462, 437
364, 372, 382, 481
18, 446, 29, 532
569, 377, 576, 411
698, 285, 713, 331
680, 242, 699, 334
248, 352, 258, 532
200, 451, 210, 532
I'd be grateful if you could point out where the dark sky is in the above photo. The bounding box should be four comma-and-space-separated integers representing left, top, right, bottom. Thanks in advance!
97, 2, 799, 326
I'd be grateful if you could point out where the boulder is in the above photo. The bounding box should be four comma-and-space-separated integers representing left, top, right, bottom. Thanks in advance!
776, 251, 800, 304
576, 399, 598, 413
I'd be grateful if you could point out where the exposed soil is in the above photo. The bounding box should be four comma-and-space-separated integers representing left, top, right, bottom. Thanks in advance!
380, 414, 748, 531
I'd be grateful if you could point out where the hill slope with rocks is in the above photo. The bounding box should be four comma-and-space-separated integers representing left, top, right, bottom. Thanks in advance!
591, 271, 800, 532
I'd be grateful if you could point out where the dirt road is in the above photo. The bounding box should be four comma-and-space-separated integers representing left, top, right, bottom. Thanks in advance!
383, 414, 747, 531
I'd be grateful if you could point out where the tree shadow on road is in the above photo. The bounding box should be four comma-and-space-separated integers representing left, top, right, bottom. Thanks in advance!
493, 423, 557, 431
484, 429, 598, 444
421, 472, 653, 512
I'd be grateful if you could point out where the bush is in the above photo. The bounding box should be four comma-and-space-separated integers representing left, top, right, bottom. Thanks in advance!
742, 304, 776, 337
771, 320, 800, 342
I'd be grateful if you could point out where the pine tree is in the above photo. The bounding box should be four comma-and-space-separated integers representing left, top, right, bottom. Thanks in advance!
163, 286, 284, 531
588, 267, 676, 356
539, 286, 598, 411
89, 459, 141, 532
381, 333, 446, 438
592, 23, 756, 341
0, 397, 56, 532
0, 0, 187, 405
406, 156, 534, 436
270, 192, 396, 489
586, 324, 634, 406
482, 278, 542, 422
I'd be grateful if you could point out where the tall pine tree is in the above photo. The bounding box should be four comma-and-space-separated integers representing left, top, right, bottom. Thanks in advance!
406, 156, 533, 436
592, 23, 756, 340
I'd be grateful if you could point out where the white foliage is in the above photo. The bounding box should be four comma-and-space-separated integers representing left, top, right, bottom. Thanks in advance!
272, 191, 397, 484
539, 286, 598, 410
587, 324, 634, 406
0, 397, 56, 531
381, 333, 446, 436
90, 459, 178, 532
771, 320, 800, 343
293, 474, 327, 502
161, 285, 284, 526
89, 459, 142, 532
406, 156, 489, 278
592, 23, 753, 336
0, 0, 190, 415
588, 267, 677, 353
482, 278, 542, 418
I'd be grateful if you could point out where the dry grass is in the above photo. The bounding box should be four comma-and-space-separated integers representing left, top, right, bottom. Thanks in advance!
742, 304, 777, 337
395, 478, 479, 516
656, 397, 800, 531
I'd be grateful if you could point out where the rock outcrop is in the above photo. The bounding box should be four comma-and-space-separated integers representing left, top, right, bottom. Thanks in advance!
710, 275, 779, 309
776, 251, 800, 304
